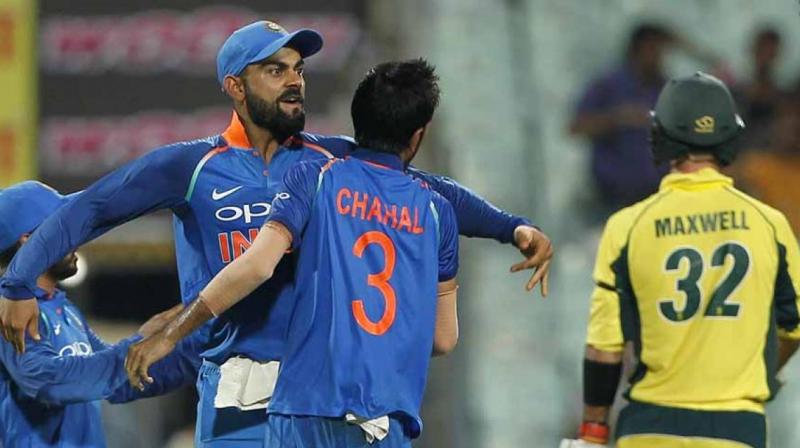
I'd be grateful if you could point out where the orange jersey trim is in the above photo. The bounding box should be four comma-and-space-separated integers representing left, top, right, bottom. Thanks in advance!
221, 111, 252, 149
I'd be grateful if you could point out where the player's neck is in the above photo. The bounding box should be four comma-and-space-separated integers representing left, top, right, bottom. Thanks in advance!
399, 147, 414, 166
670, 156, 721, 174
36, 275, 58, 296
241, 118, 282, 164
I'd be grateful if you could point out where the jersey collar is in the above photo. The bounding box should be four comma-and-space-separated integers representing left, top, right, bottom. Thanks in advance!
659, 167, 734, 191
33, 286, 65, 302
221, 111, 252, 149
221, 111, 302, 151
350, 148, 405, 171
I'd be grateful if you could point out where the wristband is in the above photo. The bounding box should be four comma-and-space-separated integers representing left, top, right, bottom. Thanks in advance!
583, 358, 622, 406
579, 421, 609, 444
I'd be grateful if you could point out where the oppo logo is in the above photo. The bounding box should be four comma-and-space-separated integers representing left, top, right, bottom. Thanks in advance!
215, 203, 271, 224
59, 342, 93, 357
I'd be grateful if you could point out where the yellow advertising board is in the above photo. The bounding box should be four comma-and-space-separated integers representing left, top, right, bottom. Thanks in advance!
0, 0, 35, 187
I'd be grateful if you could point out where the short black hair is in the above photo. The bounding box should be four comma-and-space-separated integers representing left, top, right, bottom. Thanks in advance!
754, 26, 781, 46
351, 58, 440, 154
628, 23, 672, 55
0, 241, 20, 270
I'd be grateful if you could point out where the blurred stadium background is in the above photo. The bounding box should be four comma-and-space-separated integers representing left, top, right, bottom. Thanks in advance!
2, 0, 800, 446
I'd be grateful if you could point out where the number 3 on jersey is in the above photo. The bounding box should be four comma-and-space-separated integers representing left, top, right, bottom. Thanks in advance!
351, 231, 397, 336
659, 242, 750, 322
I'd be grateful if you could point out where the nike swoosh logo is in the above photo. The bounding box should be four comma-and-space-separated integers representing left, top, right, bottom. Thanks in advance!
212, 186, 243, 201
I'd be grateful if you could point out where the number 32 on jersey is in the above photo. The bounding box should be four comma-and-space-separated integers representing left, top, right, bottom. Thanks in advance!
659, 242, 750, 323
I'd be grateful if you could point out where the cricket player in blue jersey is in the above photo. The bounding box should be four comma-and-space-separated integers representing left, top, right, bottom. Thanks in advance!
0, 181, 202, 447
0, 21, 552, 447
127, 58, 459, 448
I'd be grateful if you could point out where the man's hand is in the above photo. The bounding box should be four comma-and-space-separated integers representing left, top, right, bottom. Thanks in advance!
0, 297, 41, 353
510, 225, 553, 296
612, 103, 651, 129
126, 297, 214, 390
137, 304, 184, 339
125, 331, 178, 391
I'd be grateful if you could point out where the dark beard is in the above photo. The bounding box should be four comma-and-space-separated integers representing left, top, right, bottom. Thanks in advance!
48, 254, 78, 282
243, 82, 306, 143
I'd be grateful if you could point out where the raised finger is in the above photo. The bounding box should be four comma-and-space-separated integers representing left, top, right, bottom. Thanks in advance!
540, 264, 551, 297
13, 328, 26, 353
1, 325, 12, 344
126, 351, 140, 387
526, 259, 551, 292
136, 362, 153, 388
510, 249, 546, 273
526, 267, 545, 292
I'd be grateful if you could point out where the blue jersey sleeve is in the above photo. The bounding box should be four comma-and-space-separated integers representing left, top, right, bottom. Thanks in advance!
0, 141, 217, 299
298, 134, 532, 243
266, 159, 329, 250
432, 194, 459, 281
106, 329, 204, 403
83, 323, 112, 352
0, 330, 140, 406
406, 167, 532, 244
67, 301, 113, 353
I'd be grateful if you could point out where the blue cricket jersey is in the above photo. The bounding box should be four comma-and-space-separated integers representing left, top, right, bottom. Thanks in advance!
1, 113, 529, 368
266, 149, 459, 437
0, 288, 137, 447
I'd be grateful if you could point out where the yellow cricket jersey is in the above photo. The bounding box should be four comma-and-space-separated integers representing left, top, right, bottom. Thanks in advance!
586, 168, 800, 414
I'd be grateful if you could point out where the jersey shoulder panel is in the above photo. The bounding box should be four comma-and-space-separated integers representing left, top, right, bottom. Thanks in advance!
593, 192, 670, 286
427, 187, 451, 212
141, 135, 226, 183
296, 132, 356, 158
722, 186, 787, 237
607, 191, 671, 248
167, 135, 223, 151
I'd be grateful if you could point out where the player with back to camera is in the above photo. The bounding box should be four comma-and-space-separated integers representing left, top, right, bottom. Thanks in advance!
561, 72, 800, 448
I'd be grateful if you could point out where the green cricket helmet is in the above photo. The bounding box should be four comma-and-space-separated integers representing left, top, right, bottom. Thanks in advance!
650, 71, 745, 165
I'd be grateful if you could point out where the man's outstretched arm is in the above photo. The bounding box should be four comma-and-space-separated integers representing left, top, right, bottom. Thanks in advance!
108, 329, 205, 403
305, 135, 554, 294
124, 221, 292, 390
408, 167, 553, 295
0, 142, 214, 352
0, 332, 142, 405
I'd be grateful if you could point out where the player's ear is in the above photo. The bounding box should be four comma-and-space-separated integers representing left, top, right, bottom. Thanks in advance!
223, 75, 246, 102
409, 124, 429, 155
18, 233, 30, 245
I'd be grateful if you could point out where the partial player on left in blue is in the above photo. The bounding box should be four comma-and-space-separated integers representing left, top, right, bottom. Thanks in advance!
0, 181, 205, 448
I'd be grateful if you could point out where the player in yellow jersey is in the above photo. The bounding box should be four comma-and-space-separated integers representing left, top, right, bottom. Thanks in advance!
561, 72, 800, 448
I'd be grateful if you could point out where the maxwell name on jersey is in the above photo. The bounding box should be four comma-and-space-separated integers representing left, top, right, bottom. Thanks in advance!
654, 209, 750, 238
336, 187, 424, 234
